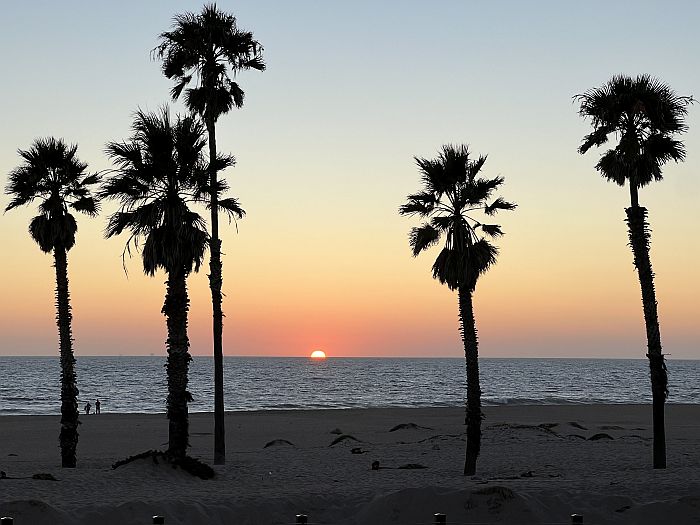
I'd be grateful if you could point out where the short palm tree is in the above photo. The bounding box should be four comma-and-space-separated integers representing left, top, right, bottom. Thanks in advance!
155, 3, 265, 464
5, 138, 99, 468
576, 74, 692, 469
400, 144, 515, 475
102, 108, 243, 458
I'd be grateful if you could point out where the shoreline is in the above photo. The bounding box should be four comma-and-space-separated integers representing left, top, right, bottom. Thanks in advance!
2, 401, 699, 418
1, 405, 699, 524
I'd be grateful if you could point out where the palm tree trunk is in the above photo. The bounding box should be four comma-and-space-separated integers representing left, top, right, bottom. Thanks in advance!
626, 204, 667, 469
206, 116, 226, 465
458, 286, 482, 476
53, 246, 79, 468
163, 269, 192, 458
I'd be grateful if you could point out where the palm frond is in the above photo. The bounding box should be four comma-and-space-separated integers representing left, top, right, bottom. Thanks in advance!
430, 215, 454, 232
578, 125, 612, 154
28, 214, 55, 253
467, 176, 504, 205
227, 79, 245, 109
185, 87, 210, 118
70, 196, 100, 217
399, 191, 435, 217
431, 247, 462, 290
596, 149, 628, 186
480, 224, 503, 237
484, 197, 517, 216
212, 152, 236, 172
409, 224, 441, 256
171, 75, 192, 100
216, 197, 245, 220
642, 133, 686, 179
468, 155, 487, 180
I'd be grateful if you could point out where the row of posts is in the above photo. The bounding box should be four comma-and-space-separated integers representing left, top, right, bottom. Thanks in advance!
0, 513, 586, 524
428, 515, 583, 525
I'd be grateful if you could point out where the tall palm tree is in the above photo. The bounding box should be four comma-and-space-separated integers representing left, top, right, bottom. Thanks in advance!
5, 138, 99, 468
102, 108, 243, 458
155, 3, 265, 464
576, 74, 692, 469
400, 144, 515, 475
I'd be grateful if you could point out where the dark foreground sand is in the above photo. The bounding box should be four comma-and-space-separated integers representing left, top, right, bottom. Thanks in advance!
1, 405, 699, 524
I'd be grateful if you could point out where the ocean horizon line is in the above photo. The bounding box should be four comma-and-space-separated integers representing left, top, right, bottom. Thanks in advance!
1, 354, 698, 361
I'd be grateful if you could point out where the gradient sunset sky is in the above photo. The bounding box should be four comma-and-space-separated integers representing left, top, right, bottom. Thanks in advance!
1, 1, 698, 358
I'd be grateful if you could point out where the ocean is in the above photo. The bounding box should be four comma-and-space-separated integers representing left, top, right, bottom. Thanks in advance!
0, 356, 698, 415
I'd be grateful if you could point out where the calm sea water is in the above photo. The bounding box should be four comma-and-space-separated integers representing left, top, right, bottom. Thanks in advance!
0, 357, 698, 415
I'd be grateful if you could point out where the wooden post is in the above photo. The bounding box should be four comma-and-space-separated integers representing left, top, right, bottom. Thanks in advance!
152, 516, 165, 524
296, 514, 308, 524
571, 514, 583, 524
434, 513, 447, 524
1, 518, 14, 525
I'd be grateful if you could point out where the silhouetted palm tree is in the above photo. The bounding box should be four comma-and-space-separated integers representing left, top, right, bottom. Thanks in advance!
155, 3, 265, 464
576, 74, 692, 469
400, 144, 515, 475
5, 138, 99, 468
102, 108, 243, 458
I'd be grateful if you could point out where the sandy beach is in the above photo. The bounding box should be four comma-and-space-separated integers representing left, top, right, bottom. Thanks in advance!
1, 404, 699, 524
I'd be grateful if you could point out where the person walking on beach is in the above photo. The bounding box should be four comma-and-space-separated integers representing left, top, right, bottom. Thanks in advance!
84, 402, 91, 415
95, 399, 101, 414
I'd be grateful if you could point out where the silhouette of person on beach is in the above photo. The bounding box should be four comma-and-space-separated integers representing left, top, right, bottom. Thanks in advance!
84, 401, 91, 415
95, 399, 101, 414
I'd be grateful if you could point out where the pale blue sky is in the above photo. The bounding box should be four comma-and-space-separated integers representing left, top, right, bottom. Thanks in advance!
1, 1, 699, 357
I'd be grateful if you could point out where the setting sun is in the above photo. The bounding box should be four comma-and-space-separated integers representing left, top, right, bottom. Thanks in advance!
310, 350, 327, 359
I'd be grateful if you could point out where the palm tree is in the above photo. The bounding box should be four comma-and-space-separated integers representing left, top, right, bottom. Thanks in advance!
102, 108, 243, 458
400, 144, 515, 475
576, 74, 692, 469
5, 138, 99, 468
155, 3, 265, 464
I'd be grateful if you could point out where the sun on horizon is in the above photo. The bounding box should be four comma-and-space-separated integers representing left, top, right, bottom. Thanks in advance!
310, 350, 327, 359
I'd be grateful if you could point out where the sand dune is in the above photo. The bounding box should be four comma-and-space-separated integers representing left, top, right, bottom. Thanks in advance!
1, 405, 699, 524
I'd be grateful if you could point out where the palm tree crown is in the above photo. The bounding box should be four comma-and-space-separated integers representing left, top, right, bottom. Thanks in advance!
400, 144, 515, 291
5, 138, 99, 251
155, 3, 265, 122
102, 109, 243, 273
575, 74, 692, 191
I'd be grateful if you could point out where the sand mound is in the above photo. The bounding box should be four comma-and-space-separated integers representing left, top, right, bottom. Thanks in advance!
111, 451, 214, 480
